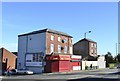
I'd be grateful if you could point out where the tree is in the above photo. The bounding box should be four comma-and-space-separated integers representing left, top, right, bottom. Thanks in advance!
116, 54, 120, 63
105, 52, 114, 67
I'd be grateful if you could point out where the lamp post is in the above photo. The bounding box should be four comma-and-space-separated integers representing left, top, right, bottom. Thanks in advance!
84, 30, 91, 38
116, 43, 118, 56
116, 43, 118, 63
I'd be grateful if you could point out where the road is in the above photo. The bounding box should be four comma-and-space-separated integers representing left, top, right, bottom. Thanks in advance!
1, 68, 120, 81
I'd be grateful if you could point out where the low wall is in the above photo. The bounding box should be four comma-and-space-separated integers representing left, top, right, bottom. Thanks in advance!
82, 61, 106, 70
82, 61, 98, 70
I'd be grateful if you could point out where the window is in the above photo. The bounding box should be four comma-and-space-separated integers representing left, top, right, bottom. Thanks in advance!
70, 39, 72, 44
94, 49, 97, 54
51, 35, 54, 41
26, 54, 43, 62
64, 46, 67, 53
91, 49, 94, 54
33, 54, 42, 62
26, 54, 33, 62
94, 44, 96, 48
50, 44, 54, 53
62, 40, 64, 43
70, 46, 73, 54
33, 54, 39, 62
58, 37, 61, 42
64, 38, 67, 43
58, 45, 61, 53
91, 43, 94, 47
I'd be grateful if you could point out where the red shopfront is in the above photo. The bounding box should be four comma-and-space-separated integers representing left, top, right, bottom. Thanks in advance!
45, 54, 71, 73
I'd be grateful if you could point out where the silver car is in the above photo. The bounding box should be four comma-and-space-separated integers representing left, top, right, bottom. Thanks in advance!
6, 69, 33, 75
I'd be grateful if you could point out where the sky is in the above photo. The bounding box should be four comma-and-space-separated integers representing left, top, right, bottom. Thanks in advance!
2, 2, 118, 56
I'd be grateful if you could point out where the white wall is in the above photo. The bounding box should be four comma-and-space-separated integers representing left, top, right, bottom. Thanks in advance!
82, 61, 98, 70
82, 59, 106, 70
97, 56, 106, 68
17, 36, 27, 69
17, 32, 46, 73
73, 66, 81, 70
27, 33, 46, 54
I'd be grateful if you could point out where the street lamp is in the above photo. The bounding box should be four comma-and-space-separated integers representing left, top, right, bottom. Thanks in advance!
84, 30, 91, 38
116, 43, 118, 56
115, 43, 119, 63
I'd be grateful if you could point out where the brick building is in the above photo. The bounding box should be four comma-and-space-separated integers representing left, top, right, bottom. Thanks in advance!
17, 28, 73, 73
73, 38, 97, 61
0, 48, 17, 71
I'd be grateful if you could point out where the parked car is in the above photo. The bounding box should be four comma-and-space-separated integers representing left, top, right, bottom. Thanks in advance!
18, 69, 34, 75
5, 69, 33, 75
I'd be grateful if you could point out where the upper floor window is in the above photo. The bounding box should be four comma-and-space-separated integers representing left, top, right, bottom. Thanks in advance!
91, 49, 94, 54
64, 46, 67, 54
58, 45, 61, 53
58, 37, 61, 42
50, 44, 54, 53
70, 39, 72, 44
64, 38, 67, 43
94, 44, 97, 48
91, 43, 94, 47
51, 35, 54, 41
94, 49, 97, 53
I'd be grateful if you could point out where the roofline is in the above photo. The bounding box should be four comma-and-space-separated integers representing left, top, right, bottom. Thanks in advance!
73, 38, 97, 45
79, 38, 96, 43
0, 47, 17, 57
18, 28, 73, 38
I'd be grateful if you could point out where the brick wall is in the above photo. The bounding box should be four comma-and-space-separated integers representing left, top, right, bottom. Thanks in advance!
46, 32, 73, 54
2, 48, 17, 70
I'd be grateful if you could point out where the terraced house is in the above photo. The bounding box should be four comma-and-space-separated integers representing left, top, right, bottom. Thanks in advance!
73, 38, 97, 61
17, 28, 73, 73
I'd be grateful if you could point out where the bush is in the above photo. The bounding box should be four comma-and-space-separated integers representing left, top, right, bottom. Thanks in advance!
109, 63, 116, 69
85, 66, 88, 70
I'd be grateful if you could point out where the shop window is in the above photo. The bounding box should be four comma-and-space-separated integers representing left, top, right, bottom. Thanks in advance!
26, 53, 44, 62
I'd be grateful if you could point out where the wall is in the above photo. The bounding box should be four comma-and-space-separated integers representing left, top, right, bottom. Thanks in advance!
17, 36, 27, 69
27, 33, 46, 53
17, 32, 46, 73
46, 32, 73, 54
82, 59, 106, 70
73, 41, 89, 58
89, 42, 97, 56
2, 48, 17, 70
97, 56, 106, 68
82, 61, 98, 70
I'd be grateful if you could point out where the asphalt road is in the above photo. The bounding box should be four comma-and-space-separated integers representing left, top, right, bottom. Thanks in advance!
1, 68, 120, 81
